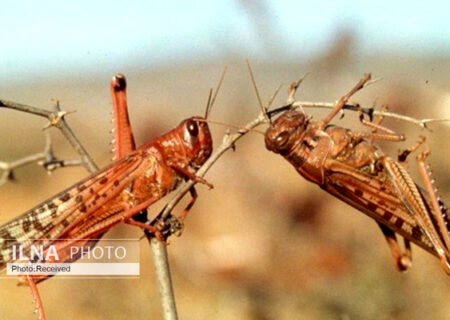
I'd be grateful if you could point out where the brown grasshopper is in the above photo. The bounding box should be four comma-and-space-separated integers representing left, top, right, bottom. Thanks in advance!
265, 74, 450, 274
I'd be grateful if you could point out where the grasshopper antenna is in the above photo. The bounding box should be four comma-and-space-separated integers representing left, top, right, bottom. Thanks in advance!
205, 66, 228, 119
246, 59, 271, 124
204, 88, 213, 119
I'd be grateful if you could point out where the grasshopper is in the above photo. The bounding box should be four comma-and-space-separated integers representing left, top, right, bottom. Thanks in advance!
265, 74, 450, 274
0, 74, 214, 319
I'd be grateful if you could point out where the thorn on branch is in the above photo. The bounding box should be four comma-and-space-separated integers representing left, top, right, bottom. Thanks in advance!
222, 129, 236, 151
363, 77, 383, 88
287, 73, 308, 105
51, 99, 61, 112
43, 110, 76, 129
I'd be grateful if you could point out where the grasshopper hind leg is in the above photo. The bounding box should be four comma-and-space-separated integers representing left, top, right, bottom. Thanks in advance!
378, 223, 412, 271
381, 140, 450, 274
398, 136, 450, 273
24, 275, 47, 320
415, 144, 450, 273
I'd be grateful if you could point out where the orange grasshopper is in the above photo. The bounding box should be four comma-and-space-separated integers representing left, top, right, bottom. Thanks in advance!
0, 74, 215, 319
265, 74, 450, 274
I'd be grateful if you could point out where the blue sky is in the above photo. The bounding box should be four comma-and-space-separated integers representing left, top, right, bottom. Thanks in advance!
1, 1, 449, 81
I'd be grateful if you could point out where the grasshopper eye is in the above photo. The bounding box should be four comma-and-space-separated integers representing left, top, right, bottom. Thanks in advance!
187, 120, 199, 137
275, 131, 290, 147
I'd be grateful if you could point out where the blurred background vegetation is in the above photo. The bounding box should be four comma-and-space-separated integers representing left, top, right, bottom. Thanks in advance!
0, 1, 449, 319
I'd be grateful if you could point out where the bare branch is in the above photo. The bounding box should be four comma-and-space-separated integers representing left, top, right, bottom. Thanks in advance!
0, 99, 52, 118
291, 101, 450, 129
150, 239, 179, 320
0, 98, 98, 173
0, 152, 44, 185
0, 132, 86, 186
364, 77, 383, 88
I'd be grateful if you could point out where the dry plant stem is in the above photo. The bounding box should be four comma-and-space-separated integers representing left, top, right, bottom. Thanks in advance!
0, 98, 98, 173
292, 101, 450, 129
159, 112, 267, 221
0, 153, 83, 185
0, 130, 84, 185
150, 238, 178, 320
0, 153, 44, 185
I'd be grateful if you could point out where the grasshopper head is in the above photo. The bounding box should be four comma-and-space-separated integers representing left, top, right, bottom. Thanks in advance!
179, 116, 213, 168
265, 110, 308, 155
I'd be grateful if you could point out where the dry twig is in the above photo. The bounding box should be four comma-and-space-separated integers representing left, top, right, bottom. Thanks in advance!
0, 99, 98, 173
290, 101, 450, 129
0, 131, 83, 185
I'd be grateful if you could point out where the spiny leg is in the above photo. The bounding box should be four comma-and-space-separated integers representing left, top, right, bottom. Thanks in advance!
356, 105, 405, 142
110, 74, 136, 158
25, 275, 47, 320
119, 197, 164, 240
353, 131, 405, 142
397, 136, 450, 252
179, 186, 198, 221
369, 111, 409, 266
415, 145, 450, 265
169, 164, 213, 189
377, 222, 412, 271
125, 219, 164, 241
381, 156, 450, 274
148, 186, 198, 239
397, 137, 450, 272
319, 74, 371, 128
359, 107, 396, 134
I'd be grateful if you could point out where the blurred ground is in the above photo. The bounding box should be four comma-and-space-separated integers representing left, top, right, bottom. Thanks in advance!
0, 42, 450, 319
